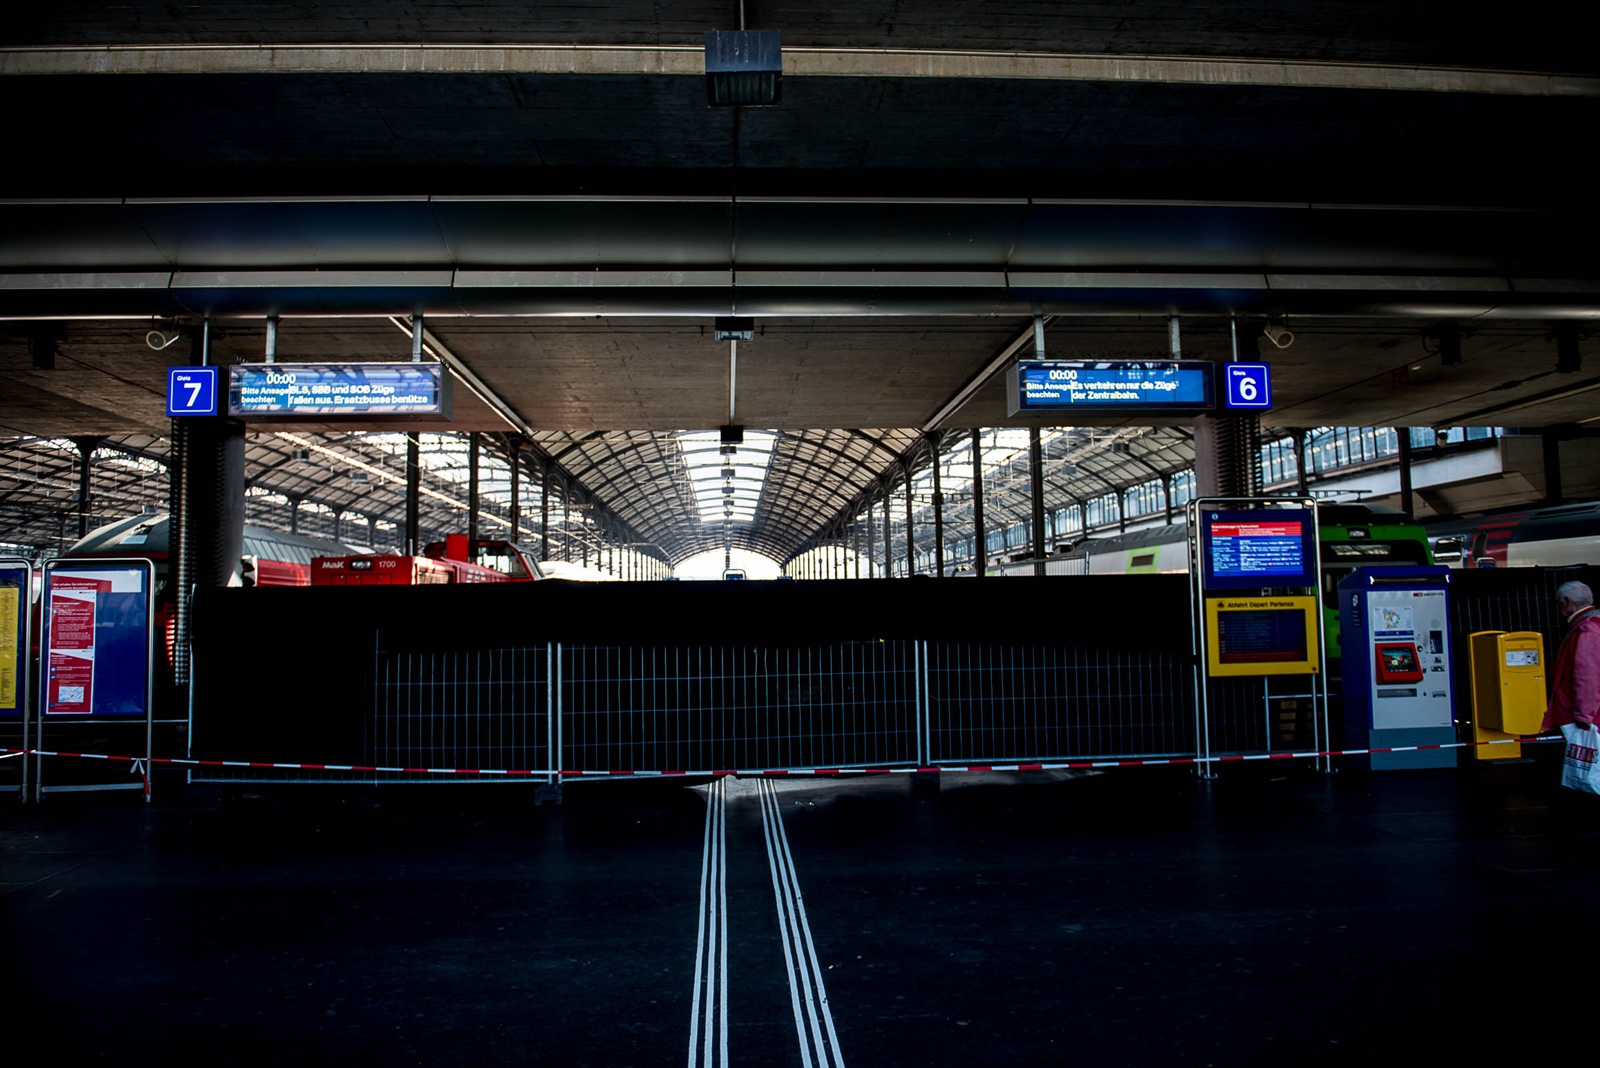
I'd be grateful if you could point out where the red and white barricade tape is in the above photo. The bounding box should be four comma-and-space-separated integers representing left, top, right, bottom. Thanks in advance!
1, 734, 1563, 781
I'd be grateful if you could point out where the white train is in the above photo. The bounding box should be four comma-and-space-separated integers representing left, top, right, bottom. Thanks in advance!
1428, 501, 1600, 569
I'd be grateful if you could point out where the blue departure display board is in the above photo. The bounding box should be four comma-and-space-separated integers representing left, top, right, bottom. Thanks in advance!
1200, 509, 1317, 590
1007, 361, 1215, 415
229, 363, 452, 418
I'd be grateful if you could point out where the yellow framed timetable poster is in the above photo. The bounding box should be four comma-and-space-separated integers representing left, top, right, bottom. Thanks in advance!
1205, 595, 1320, 677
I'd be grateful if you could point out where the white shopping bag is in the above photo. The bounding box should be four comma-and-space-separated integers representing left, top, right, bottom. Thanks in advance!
1560, 723, 1600, 795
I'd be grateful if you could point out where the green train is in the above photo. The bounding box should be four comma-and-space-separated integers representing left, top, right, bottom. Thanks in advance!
1032, 502, 1434, 655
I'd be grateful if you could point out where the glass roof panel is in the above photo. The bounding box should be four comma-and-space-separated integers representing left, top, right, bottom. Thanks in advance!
676, 429, 778, 527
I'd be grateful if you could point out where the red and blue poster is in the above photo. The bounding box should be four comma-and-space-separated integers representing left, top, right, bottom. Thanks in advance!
47, 575, 109, 713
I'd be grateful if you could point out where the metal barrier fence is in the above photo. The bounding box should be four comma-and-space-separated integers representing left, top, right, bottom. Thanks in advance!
562, 642, 920, 771
1451, 565, 1595, 651
925, 641, 1196, 763
372, 645, 553, 782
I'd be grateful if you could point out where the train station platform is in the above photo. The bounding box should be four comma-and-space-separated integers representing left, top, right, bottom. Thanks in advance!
4, 754, 1592, 1066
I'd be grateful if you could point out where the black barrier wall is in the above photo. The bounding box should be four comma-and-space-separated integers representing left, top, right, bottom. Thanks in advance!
191, 576, 1196, 778
188, 568, 1596, 780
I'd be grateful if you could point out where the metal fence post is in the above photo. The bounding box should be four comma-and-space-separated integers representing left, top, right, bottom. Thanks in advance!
1187, 500, 1213, 777
915, 639, 928, 766
550, 642, 560, 783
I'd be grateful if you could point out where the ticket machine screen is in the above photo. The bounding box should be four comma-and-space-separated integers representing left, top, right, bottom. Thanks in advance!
1375, 642, 1425, 684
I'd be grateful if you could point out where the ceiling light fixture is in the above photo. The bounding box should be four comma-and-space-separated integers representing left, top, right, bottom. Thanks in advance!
714, 316, 755, 341
705, 30, 782, 106
1430, 324, 1462, 366
1555, 328, 1582, 374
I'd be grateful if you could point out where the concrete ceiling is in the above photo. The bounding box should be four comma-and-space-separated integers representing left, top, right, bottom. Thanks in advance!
8, 1, 1591, 72
3, 3, 1598, 564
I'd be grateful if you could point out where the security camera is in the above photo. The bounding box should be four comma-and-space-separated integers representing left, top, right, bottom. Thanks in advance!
1262, 321, 1294, 349
145, 330, 182, 351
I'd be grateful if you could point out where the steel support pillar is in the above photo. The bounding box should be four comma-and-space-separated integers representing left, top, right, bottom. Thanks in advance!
971, 428, 986, 578
540, 460, 551, 562
1293, 429, 1310, 495
72, 436, 101, 539
1193, 416, 1261, 498
929, 432, 945, 578
881, 488, 892, 578
866, 494, 877, 579
1396, 428, 1415, 520
508, 439, 521, 540
185, 415, 245, 589
904, 470, 915, 576
1029, 426, 1046, 576
467, 431, 480, 544
168, 418, 190, 685
404, 432, 422, 556
1543, 429, 1566, 505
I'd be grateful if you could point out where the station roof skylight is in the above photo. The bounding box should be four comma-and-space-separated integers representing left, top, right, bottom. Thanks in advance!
676, 430, 778, 526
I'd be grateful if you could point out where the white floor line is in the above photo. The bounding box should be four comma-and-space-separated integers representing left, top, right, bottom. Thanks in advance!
688, 778, 729, 1068
717, 776, 729, 1068
760, 781, 816, 1068
769, 783, 846, 1068
761, 779, 847, 1068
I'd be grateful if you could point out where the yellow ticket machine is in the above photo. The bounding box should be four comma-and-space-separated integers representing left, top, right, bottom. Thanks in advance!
1468, 630, 1546, 760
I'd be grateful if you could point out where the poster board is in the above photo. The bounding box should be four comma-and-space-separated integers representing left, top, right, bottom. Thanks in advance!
0, 559, 29, 798
42, 560, 154, 718
0, 559, 27, 718
37, 558, 154, 798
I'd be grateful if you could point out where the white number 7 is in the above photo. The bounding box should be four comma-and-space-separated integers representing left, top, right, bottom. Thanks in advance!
184, 381, 202, 407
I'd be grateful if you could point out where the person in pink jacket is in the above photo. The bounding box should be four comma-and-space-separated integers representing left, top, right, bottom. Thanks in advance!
1543, 580, 1600, 733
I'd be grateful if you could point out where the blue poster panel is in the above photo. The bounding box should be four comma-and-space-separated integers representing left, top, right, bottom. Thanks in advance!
41, 560, 154, 717
1199, 509, 1317, 591
0, 560, 28, 717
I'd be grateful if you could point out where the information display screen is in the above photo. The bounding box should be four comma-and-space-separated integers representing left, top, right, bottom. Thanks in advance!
1200, 509, 1316, 590
1007, 361, 1215, 414
1381, 645, 1418, 674
229, 363, 452, 419
1217, 609, 1309, 664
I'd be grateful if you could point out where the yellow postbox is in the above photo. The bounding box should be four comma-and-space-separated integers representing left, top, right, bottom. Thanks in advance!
1468, 630, 1547, 760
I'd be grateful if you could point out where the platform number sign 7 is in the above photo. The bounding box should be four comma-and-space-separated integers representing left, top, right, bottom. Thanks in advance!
1224, 363, 1272, 411
166, 367, 218, 417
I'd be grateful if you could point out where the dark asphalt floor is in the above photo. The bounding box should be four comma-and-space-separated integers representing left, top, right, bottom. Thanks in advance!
3, 755, 1596, 1067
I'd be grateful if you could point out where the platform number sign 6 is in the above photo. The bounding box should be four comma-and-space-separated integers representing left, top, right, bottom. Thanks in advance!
1224, 363, 1272, 411
166, 367, 219, 417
